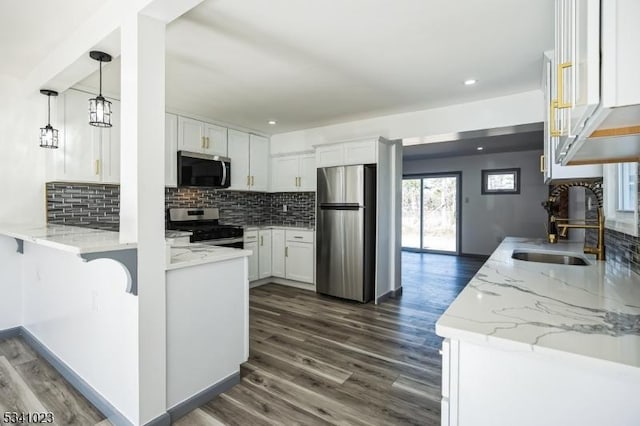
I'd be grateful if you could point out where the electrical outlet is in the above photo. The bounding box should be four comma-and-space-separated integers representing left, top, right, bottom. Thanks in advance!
283, 205, 287, 212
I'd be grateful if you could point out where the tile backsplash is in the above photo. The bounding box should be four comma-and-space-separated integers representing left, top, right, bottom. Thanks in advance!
46, 182, 316, 230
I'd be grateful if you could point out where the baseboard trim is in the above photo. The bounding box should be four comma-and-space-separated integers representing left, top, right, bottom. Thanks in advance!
144, 412, 171, 426
11, 327, 136, 426
376, 286, 403, 304
168, 372, 240, 422
460, 252, 490, 260
269, 277, 316, 292
0, 326, 21, 340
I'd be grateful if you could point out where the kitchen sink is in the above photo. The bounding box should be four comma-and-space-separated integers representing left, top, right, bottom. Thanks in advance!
511, 249, 590, 266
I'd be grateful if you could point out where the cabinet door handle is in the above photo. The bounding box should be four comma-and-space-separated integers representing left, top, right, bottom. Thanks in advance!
247, 175, 250, 186
95, 159, 100, 176
285, 246, 288, 257
260, 235, 264, 246
540, 154, 545, 173
557, 62, 572, 109
206, 137, 210, 149
251, 176, 255, 186
201, 136, 205, 149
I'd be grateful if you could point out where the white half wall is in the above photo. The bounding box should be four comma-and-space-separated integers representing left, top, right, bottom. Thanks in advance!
0, 236, 22, 330
404, 150, 548, 255
20, 243, 138, 423
271, 90, 544, 154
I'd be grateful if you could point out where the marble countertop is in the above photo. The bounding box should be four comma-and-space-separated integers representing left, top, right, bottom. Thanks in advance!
165, 230, 193, 239
436, 237, 640, 370
166, 243, 252, 271
0, 223, 136, 255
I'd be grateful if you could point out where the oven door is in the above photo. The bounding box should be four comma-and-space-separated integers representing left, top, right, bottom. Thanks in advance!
177, 151, 231, 188
199, 238, 244, 249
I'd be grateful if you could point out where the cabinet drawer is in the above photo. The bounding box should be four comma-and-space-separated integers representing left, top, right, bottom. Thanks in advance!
244, 230, 258, 242
285, 230, 314, 243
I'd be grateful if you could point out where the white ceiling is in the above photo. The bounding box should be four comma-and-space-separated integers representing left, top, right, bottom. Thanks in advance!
0, 0, 104, 79
14, 0, 554, 135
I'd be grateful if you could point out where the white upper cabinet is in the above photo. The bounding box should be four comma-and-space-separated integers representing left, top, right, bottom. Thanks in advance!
316, 139, 378, 168
250, 134, 269, 192
543, 52, 601, 183
178, 116, 228, 157
271, 153, 316, 192
227, 129, 250, 190
165, 113, 178, 187
48, 89, 120, 184
553, 0, 640, 165
227, 130, 269, 191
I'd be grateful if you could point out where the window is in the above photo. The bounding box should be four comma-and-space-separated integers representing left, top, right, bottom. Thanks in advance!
617, 163, 636, 212
604, 163, 638, 237
481, 168, 521, 194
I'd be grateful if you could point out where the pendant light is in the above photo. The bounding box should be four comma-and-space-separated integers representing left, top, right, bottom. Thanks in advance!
39, 89, 59, 149
88, 50, 113, 127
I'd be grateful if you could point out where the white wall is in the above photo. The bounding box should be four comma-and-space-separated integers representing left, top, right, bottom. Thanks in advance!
0, 75, 48, 225
404, 150, 548, 255
21, 243, 139, 423
271, 90, 543, 154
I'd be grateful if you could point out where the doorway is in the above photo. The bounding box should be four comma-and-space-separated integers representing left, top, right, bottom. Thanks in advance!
402, 173, 461, 254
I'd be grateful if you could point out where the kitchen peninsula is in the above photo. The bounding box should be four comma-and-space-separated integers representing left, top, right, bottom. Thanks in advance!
436, 237, 640, 426
0, 223, 250, 425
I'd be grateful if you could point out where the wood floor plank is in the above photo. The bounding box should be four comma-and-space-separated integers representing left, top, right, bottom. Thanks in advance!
0, 337, 38, 366
201, 395, 273, 426
392, 374, 442, 401
15, 357, 105, 425
173, 408, 225, 426
0, 356, 47, 414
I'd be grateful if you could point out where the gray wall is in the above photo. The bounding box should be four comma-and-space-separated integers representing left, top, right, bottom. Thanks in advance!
404, 149, 548, 255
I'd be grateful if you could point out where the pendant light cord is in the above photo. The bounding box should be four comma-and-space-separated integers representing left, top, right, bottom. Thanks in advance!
47, 94, 51, 126
99, 59, 103, 96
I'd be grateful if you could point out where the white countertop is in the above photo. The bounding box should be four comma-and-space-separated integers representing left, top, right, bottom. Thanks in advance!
244, 225, 315, 231
0, 223, 136, 255
165, 230, 193, 239
436, 237, 640, 370
166, 243, 252, 271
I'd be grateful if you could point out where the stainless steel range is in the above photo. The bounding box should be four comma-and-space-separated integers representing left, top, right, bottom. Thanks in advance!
167, 208, 244, 248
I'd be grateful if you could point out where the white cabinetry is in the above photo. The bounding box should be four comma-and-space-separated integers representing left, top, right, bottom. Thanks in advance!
165, 113, 178, 187
315, 139, 378, 168
271, 230, 286, 278
271, 154, 316, 192
178, 116, 227, 157
244, 231, 259, 282
258, 230, 272, 279
284, 230, 314, 284
553, 0, 640, 165
48, 89, 120, 184
228, 130, 269, 191
542, 52, 602, 183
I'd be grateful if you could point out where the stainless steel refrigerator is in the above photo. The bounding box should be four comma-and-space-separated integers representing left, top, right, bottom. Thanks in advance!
316, 165, 376, 303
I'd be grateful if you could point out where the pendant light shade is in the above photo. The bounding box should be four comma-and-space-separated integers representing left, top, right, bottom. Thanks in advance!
39, 89, 59, 149
88, 51, 112, 128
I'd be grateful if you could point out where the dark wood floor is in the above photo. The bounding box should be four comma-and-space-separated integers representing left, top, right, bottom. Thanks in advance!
179, 252, 485, 426
0, 337, 107, 425
0, 252, 484, 425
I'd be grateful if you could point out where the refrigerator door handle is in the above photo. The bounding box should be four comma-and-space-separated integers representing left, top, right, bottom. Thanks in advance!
319, 203, 361, 210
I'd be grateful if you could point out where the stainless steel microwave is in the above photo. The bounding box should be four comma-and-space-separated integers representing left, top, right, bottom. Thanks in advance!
177, 151, 231, 188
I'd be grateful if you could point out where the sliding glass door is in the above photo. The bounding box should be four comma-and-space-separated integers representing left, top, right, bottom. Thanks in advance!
402, 173, 460, 254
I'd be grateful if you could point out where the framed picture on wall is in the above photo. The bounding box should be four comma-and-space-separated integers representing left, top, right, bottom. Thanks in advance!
481, 168, 521, 194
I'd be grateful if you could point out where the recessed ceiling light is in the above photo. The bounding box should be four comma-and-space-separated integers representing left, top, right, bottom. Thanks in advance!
464, 79, 478, 86
477, 146, 484, 151
268, 120, 277, 125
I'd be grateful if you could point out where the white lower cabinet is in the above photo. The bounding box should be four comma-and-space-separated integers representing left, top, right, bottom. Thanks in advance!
258, 230, 272, 279
271, 229, 286, 278
248, 228, 314, 284
284, 230, 314, 284
244, 231, 259, 282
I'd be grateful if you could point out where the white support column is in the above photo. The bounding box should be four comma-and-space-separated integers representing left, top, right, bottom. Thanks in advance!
120, 12, 167, 425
